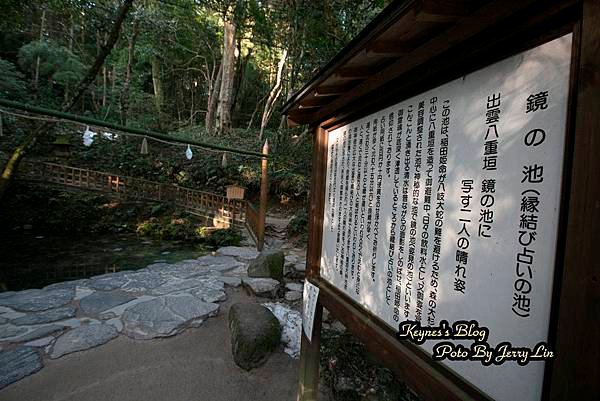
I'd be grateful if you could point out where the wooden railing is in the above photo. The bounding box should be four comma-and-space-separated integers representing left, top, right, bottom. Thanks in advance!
245, 202, 260, 246
16, 161, 260, 246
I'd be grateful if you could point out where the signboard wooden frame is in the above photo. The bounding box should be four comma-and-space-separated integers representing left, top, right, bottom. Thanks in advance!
297, 1, 599, 400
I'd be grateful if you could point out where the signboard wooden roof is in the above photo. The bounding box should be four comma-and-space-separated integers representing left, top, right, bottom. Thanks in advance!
291, 1, 599, 401
284, 0, 583, 128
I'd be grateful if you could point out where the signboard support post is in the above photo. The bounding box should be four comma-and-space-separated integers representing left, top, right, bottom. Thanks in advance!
297, 303, 323, 401
549, 0, 600, 398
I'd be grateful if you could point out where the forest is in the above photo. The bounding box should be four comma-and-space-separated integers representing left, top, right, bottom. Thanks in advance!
0, 0, 387, 206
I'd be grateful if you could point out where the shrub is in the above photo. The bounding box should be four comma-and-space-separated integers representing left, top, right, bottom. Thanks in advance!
136, 218, 162, 239
287, 209, 308, 237
197, 227, 242, 247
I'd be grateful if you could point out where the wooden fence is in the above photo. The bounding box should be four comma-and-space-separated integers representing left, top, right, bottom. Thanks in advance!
15, 161, 259, 247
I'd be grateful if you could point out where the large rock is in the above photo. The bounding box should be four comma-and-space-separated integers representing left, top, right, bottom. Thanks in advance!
217, 246, 259, 260
242, 278, 280, 298
188, 278, 227, 303
0, 347, 43, 389
87, 273, 129, 291
24, 336, 55, 348
247, 249, 284, 280
121, 295, 219, 339
285, 282, 304, 292
0, 325, 28, 340
228, 303, 281, 370
0, 288, 74, 312
150, 278, 208, 296
14, 324, 66, 343
218, 276, 242, 287
50, 324, 118, 359
284, 291, 302, 302
11, 306, 76, 326
80, 291, 137, 315
121, 270, 166, 292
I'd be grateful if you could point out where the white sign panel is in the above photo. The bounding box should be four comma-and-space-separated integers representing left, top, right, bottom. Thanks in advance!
320, 34, 572, 401
302, 280, 320, 341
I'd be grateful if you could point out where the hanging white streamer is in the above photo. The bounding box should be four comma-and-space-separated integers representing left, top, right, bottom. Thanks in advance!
82, 126, 95, 147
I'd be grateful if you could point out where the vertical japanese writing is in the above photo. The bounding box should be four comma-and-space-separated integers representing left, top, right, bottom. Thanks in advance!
329, 135, 339, 232
427, 98, 450, 325
334, 130, 347, 274
386, 111, 397, 307
366, 118, 378, 243
455, 179, 473, 294
393, 108, 405, 321
348, 126, 359, 287
356, 122, 370, 295
512, 90, 549, 318
337, 129, 351, 281
371, 116, 386, 281
479, 93, 501, 239
343, 127, 359, 289
415, 98, 435, 322
405, 103, 418, 318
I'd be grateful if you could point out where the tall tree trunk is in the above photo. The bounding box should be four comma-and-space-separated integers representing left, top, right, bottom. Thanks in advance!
34, 7, 46, 97
102, 33, 108, 107
230, 40, 249, 117
260, 49, 287, 140
151, 55, 165, 128
0, 0, 134, 200
120, 19, 139, 125
64, 13, 75, 103
216, 19, 236, 135
206, 63, 222, 134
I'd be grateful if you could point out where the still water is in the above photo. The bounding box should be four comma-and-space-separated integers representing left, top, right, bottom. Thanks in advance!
0, 232, 209, 291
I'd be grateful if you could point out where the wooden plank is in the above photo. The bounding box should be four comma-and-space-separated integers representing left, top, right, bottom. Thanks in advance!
335, 66, 376, 79
365, 40, 415, 56
297, 125, 328, 400
309, 0, 543, 124
314, 84, 352, 97
549, 0, 600, 399
297, 302, 323, 401
282, 0, 419, 112
316, 280, 490, 401
415, 0, 479, 23
306, 126, 328, 278
320, 0, 579, 130
299, 96, 331, 108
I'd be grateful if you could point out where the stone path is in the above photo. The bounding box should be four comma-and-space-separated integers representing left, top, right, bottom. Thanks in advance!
0, 245, 308, 391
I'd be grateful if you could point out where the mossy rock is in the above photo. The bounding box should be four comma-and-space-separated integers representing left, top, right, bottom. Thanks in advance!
247, 249, 284, 281
228, 303, 281, 371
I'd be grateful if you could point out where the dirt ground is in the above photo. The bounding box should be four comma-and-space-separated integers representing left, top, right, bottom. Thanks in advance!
0, 289, 300, 401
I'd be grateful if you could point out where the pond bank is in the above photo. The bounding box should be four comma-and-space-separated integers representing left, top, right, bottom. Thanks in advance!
0, 289, 300, 401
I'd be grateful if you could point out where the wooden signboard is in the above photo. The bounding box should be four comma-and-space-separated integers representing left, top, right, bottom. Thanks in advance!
295, 1, 599, 401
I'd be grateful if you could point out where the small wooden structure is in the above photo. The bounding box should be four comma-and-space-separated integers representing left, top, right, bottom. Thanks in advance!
51, 135, 74, 157
226, 184, 246, 200
286, 1, 599, 401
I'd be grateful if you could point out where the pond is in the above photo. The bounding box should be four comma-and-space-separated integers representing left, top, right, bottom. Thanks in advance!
0, 232, 211, 292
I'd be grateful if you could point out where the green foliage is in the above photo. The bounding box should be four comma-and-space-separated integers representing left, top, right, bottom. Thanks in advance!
0, 58, 27, 100
287, 209, 308, 238
203, 228, 242, 247
18, 41, 86, 87
0, 0, 385, 215
136, 217, 162, 239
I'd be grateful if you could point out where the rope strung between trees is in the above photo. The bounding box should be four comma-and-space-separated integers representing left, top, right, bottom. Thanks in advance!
0, 99, 269, 159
